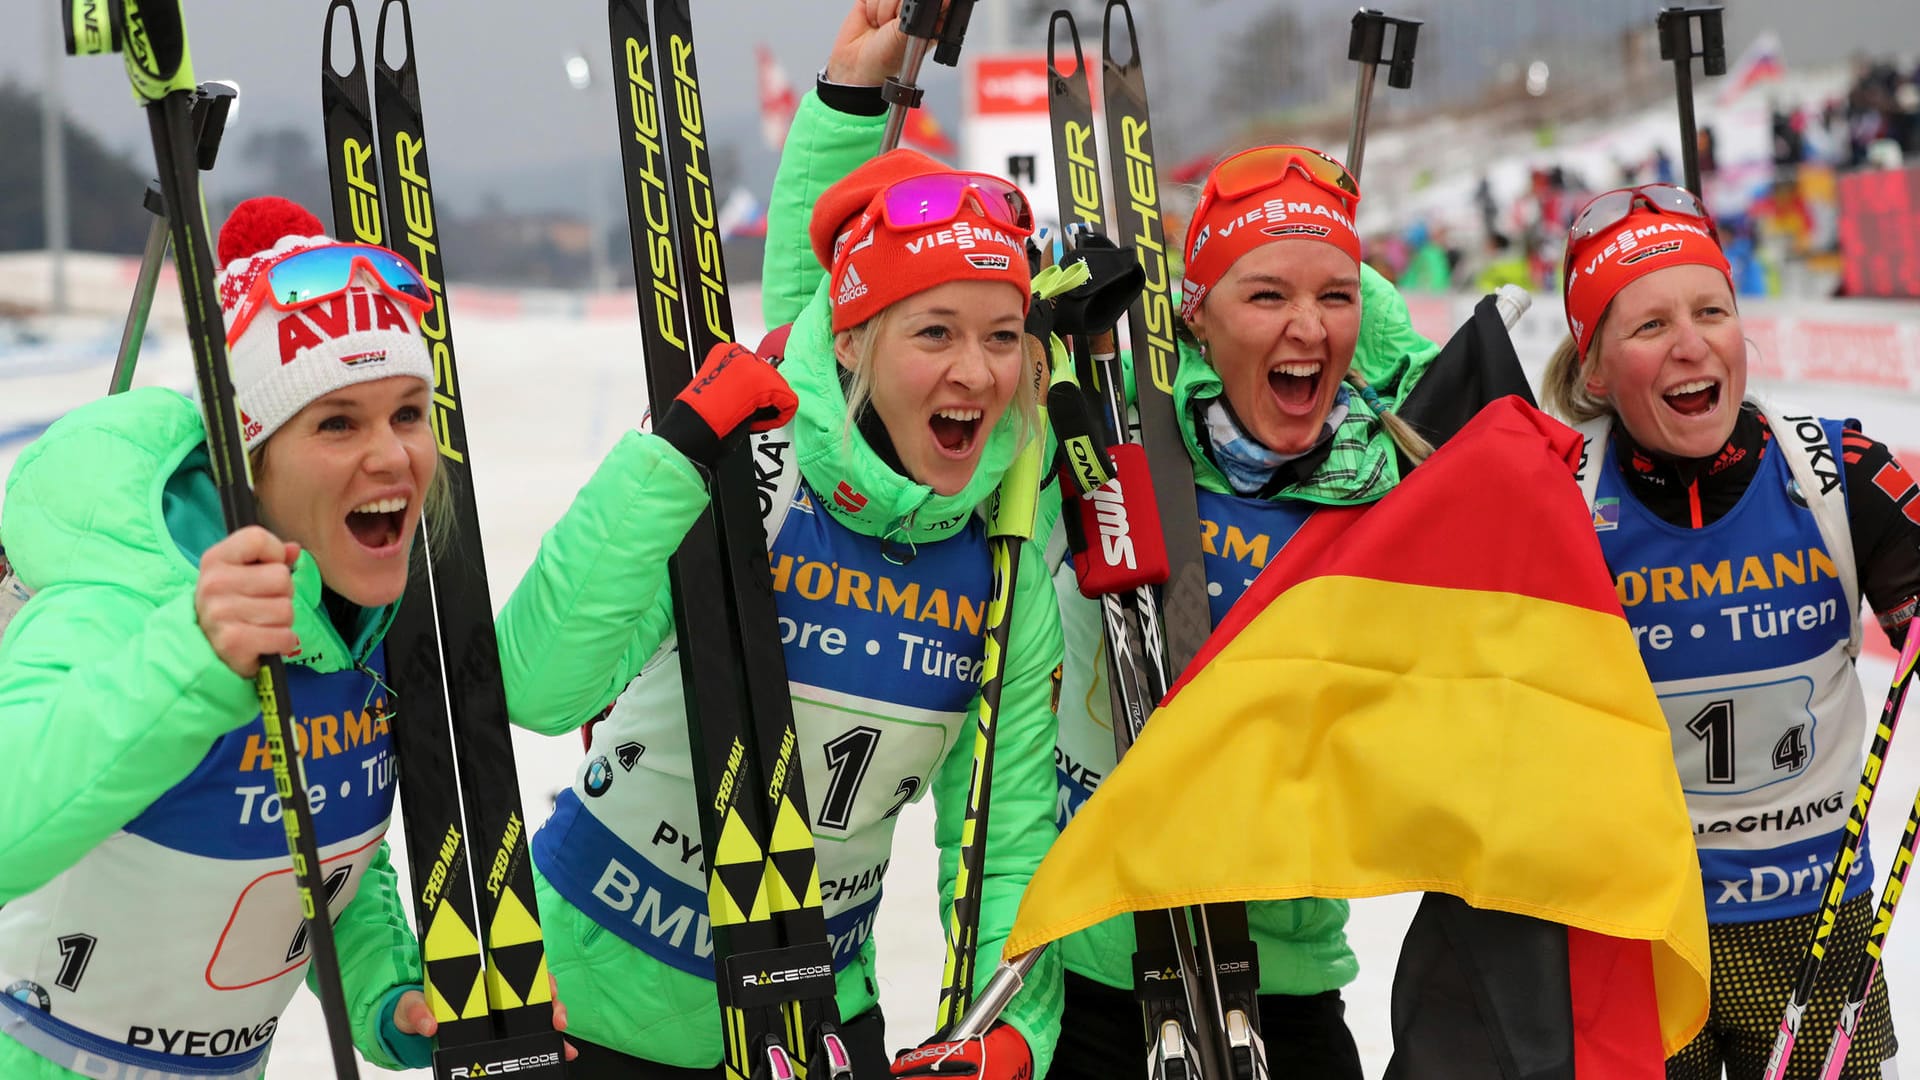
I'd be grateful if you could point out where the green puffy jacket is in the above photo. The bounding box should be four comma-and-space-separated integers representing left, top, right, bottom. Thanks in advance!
0, 388, 427, 1077
494, 89, 1064, 1074
1047, 259, 1444, 997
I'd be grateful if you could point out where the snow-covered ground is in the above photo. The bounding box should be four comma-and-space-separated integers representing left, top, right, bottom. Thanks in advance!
2, 300, 1916, 1077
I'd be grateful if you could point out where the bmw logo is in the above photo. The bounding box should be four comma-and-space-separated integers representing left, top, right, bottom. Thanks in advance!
584, 756, 614, 797
4, 980, 49, 1011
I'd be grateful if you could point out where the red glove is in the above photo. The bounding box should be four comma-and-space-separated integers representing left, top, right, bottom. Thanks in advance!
655, 342, 797, 469
891, 1024, 1032, 1080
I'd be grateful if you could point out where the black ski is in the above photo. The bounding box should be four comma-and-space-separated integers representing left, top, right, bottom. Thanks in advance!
1097, 7, 1270, 1080
606, 2, 848, 1077
320, 2, 565, 1074
1044, 16, 1236, 1076
66, 1, 359, 1075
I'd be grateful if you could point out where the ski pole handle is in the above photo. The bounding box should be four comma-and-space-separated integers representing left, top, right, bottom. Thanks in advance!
1656, 5, 1726, 196
881, 0, 976, 152
112, 83, 238, 395
1344, 9, 1420, 182
63, 0, 199, 101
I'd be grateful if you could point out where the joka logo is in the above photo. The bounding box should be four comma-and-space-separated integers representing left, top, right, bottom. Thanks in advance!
278, 291, 409, 365
584, 756, 614, 797
832, 481, 868, 514
616, 741, 646, 771
836, 264, 869, 306
1620, 239, 1684, 266
1261, 223, 1331, 240
964, 253, 1012, 271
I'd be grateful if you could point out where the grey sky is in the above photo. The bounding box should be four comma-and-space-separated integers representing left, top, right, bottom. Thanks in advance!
5, 1, 1908, 219
2, 1, 1292, 217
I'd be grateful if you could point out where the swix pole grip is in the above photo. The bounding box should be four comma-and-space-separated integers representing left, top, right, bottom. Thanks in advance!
1070, 442, 1170, 597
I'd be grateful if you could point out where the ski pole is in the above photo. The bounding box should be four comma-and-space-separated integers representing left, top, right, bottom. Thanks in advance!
880, 0, 976, 152
935, 319, 1056, 1034
1655, 5, 1727, 196
1761, 624, 1920, 1080
64, 2, 360, 1076
110, 81, 236, 395
1817, 779, 1920, 1079
1344, 9, 1420, 182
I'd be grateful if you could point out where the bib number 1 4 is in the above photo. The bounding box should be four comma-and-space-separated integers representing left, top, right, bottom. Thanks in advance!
1683, 698, 1811, 791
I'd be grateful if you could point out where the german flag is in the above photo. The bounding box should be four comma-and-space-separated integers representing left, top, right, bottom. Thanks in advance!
1007, 397, 1709, 1072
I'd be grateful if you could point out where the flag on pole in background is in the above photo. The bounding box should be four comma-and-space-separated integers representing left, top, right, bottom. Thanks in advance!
718, 187, 767, 240
1717, 30, 1786, 105
756, 43, 799, 150
1004, 396, 1711, 1072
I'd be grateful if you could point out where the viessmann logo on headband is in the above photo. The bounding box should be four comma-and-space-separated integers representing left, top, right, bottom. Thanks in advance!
1575, 220, 1715, 276
903, 220, 1024, 256
1217, 198, 1355, 239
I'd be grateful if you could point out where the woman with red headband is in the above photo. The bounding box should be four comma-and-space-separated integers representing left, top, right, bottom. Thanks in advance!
495, 4, 1064, 1077
0, 197, 570, 1077
1041, 140, 1554, 1077
1543, 184, 1915, 1079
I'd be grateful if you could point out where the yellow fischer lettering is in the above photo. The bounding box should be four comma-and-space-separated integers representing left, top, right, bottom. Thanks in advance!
1121, 116, 1177, 394
389, 131, 464, 465
669, 35, 728, 340
342, 138, 383, 244
1064, 121, 1101, 228
623, 39, 686, 352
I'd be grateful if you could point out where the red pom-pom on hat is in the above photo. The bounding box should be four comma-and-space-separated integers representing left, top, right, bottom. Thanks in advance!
217, 196, 328, 267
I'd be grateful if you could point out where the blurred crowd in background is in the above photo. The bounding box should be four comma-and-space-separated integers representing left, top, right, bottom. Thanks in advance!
1359, 53, 1920, 302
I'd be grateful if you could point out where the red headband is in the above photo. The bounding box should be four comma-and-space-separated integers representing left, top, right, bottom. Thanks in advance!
809, 150, 1033, 332
1563, 203, 1733, 356
1181, 151, 1362, 320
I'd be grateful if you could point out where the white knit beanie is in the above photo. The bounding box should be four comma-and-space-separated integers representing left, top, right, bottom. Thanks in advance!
215, 197, 434, 449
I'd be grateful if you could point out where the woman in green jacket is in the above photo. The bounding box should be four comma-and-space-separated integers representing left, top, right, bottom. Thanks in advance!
496, 5, 1064, 1077
0, 197, 528, 1077
1044, 145, 1536, 1077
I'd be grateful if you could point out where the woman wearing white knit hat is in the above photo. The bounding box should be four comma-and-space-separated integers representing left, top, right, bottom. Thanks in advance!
0, 197, 568, 1078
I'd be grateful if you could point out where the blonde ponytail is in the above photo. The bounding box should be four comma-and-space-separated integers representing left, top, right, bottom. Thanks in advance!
1345, 369, 1435, 465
